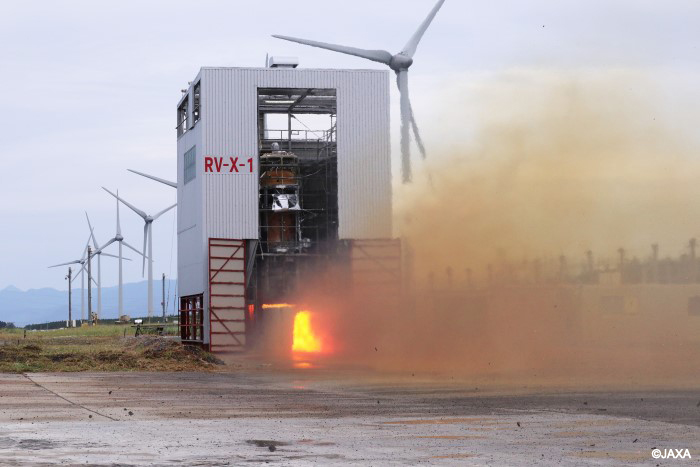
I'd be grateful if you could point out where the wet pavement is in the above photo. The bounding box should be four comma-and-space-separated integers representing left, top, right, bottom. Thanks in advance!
0, 370, 698, 465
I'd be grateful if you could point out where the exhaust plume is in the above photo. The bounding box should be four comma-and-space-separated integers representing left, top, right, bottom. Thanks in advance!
260, 69, 700, 387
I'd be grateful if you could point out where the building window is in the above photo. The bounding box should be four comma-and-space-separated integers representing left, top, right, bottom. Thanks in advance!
193, 82, 201, 125
184, 146, 196, 184
177, 97, 189, 137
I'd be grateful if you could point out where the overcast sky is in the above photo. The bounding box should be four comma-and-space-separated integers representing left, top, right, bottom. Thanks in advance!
0, 0, 698, 291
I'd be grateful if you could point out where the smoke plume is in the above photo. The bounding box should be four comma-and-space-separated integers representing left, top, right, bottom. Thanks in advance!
398, 69, 700, 284
265, 69, 700, 387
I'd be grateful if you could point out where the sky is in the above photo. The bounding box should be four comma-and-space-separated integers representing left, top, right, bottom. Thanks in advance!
0, 0, 698, 291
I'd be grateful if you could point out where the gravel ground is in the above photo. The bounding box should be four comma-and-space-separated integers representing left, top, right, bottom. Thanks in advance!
0, 369, 698, 465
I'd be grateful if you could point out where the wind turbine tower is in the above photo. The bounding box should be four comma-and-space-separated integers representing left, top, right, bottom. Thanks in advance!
84, 212, 132, 319
85, 213, 103, 318
50, 231, 96, 321
93, 191, 146, 316
102, 187, 176, 318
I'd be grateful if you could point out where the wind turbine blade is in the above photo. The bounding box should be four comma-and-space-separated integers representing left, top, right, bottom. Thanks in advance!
127, 169, 177, 189
101, 252, 132, 261
116, 190, 121, 236
85, 212, 98, 248
80, 231, 93, 260
401, 0, 447, 58
49, 260, 81, 268
123, 240, 147, 259
397, 70, 413, 183
72, 263, 86, 283
142, 223, 148, 276
272, 35, 393, 65
153, 203, 177, 221
93, 238, 117, 256
102, 187, 148, 220
409, 101, 427, 160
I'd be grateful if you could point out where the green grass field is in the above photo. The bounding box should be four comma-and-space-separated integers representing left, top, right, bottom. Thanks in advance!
1, 323, 179, 340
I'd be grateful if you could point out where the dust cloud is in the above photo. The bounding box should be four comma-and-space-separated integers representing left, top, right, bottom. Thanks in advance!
398, 69, 700, 281
271, 70, 700, 387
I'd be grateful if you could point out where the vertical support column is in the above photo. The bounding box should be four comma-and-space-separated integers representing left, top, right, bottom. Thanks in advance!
87, 247, 92, 326
67, 267, 72, 326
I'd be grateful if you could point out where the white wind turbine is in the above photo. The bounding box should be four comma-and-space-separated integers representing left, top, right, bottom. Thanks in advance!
84, 212, 132, 319
92, 190, 147, 316
50, 232, 94, 321
50, 228, 123, 321
273, 0, 446, 183
84, 213, 103, 318
127, 169, 177, 189
102, 187, 176, 318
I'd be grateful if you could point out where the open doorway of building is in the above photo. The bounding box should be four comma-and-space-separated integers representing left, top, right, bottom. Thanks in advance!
252, 88, 338, 306
257, 88, 338, 257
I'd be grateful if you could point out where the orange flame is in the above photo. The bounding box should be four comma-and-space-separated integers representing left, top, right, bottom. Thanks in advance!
263, 304, 296, 309
292, 311, 323, 354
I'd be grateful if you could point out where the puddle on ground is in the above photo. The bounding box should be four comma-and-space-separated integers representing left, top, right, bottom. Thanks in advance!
297, 440, 336, 446
0, 438, 15, 449
16, 439, 58, 450
246, 440, 289, 449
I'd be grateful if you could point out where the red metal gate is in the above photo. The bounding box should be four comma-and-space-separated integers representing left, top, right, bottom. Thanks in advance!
208, 239, 247, 352
179, 294, 204, 344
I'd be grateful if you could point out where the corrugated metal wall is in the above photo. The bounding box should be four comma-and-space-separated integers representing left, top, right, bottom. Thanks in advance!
200, 67, 392, 241
176, 69, 207, 299
177, 67, 393, 305
176, 119, 206, 298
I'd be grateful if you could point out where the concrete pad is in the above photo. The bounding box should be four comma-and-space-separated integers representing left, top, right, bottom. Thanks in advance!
0, 372, 698, 465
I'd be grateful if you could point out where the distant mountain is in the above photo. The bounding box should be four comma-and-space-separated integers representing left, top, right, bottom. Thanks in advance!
0, 280, 178, 326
